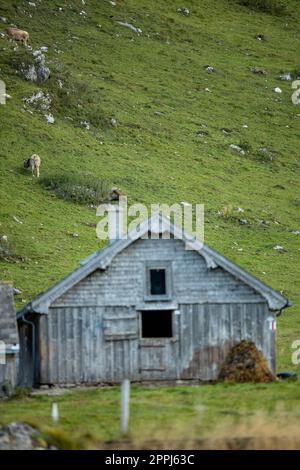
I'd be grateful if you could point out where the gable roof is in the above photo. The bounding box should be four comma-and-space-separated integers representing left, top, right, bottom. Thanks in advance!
17, 212, 290, 318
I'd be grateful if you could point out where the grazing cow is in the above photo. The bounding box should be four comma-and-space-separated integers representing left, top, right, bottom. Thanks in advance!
5, 28, 29, 46
23, 154, 41, 177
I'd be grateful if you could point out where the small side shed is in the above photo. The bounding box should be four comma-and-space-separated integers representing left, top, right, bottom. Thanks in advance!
17, 213, 290, 386
0, 282, 19, 393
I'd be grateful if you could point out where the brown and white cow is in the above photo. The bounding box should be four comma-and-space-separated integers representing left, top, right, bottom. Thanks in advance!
5, 28, 29, 46
24, 154, 41, 177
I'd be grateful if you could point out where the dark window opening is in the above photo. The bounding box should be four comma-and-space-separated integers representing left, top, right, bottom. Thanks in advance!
150, 269, 166, 295
141, 310, 173, 338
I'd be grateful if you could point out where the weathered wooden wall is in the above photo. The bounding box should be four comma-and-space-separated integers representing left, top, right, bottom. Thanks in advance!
0, 283, 19, 391
18, 320, 36, 387
52, 238, 264, 307
37, 302, 274, 384
178, 302, 275, 380
31, 238, 275, 385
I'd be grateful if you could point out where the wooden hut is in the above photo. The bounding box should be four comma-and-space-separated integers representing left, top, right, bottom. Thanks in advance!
17, 212, 290, 386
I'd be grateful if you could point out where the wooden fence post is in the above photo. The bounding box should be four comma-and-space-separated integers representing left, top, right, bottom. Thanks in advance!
120, 379, 130, 435
51, 401, 59, 422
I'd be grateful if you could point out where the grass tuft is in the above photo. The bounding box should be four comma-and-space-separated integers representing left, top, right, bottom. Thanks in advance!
236, 0, 287, 15
39, 173, 110, 206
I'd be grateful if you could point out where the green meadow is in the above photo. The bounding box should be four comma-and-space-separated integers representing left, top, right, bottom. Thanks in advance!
0, 0, 299, 447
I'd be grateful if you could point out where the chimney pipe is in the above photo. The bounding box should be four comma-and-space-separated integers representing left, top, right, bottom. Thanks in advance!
107, 203, 125, 244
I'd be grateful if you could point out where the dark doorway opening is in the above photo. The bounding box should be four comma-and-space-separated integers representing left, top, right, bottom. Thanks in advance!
141, 310, 173, 338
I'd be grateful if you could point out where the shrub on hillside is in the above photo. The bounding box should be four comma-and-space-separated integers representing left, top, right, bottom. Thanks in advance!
40, 174, 110, 206
9, 48, 35, 74
0, 237, 27, 263
236, 0, 286, 15
47, 72, 108, 129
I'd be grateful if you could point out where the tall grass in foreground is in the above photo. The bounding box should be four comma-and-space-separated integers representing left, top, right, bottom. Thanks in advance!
1, 383, 300, 449
112, 409, 300, 450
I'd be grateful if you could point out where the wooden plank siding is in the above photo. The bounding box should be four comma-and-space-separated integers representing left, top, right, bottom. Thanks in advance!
51, 238, 264, 308
178, 302, 274, 380
37, 302, 274, 384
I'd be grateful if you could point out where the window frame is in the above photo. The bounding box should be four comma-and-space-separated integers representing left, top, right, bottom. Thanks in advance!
144, 261, 172, 301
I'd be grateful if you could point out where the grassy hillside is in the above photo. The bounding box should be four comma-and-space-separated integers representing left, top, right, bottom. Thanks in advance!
0, 0, 299, 371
